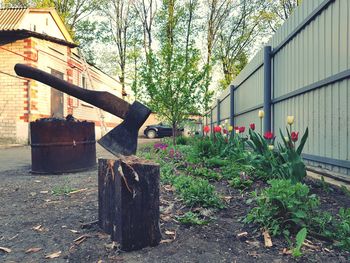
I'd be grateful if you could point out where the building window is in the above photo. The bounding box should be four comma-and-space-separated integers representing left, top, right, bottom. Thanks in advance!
82, 75, 87, 89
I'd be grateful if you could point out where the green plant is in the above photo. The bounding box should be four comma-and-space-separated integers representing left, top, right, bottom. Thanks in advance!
245, 179, 319, 236
341, 185, 350, 197
229, 173, 253, 190
274, 128, 309, 183
292, 227, 307, 257
334, 208, 350, 251
172, 175, 225, 209
160, 162, 176, 184
204, 157, 230, 168
193, 137, 219, 159
187, 166, 222, 181
177, 211, 209, 225
52, 184, 76, 196
176, 136, 189, 145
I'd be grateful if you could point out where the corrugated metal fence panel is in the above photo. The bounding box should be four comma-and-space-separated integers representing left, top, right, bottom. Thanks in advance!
234, 109, 263, 131
232, 49, 264, 87
234, 67, 264, 114
218, 88, 230, 122
219, 97, 230, 122
272, 0, 350, 175
211, 106, 217, 124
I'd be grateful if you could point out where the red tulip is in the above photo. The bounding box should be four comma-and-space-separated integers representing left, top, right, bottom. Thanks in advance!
250, 123, 255, 130
203, 125, 210, 134
234, 126, 239, 130
214, 126, 221, 133
239, 126, 245, 133
223, 129, 228, 134
291, 131, 299, 142
264, 131, 274, 140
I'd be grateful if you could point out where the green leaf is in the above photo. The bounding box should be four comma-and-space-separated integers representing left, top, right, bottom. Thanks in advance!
292, 227, 307, 257
297, 127, 309, 155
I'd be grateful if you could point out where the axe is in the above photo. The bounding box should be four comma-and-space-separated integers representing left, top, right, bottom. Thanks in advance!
15, 63, 151, 156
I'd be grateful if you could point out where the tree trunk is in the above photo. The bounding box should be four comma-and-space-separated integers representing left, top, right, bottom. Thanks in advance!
98, 157, 161, 251
172, 122, 177, 145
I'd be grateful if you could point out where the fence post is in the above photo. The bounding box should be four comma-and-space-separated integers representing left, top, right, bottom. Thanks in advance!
210, 109, 213, 131
217, 99, 221, 126
230, 85, 235, 127
264, 46, 272, 133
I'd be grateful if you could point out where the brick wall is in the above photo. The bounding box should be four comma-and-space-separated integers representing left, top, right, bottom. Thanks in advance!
0, 36, 123, 143
0, 39, 34, 143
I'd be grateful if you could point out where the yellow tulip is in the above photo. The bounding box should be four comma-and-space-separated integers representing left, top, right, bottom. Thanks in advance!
287, 116, 295, 125
268, 145, 274, 151
284, 136, 289, 142
228, 126, 233, 132
258, 110, 264, 119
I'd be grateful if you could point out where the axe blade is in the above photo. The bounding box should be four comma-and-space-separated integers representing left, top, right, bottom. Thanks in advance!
98, 101, 151, 156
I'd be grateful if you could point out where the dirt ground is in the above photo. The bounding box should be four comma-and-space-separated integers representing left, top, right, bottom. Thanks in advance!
0, 144, 350, 262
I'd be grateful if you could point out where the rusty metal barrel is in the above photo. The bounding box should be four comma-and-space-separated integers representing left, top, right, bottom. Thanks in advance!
30, 118, 96, 173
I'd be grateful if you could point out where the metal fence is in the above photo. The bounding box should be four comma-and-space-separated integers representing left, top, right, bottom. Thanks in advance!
206, 0, 350, 177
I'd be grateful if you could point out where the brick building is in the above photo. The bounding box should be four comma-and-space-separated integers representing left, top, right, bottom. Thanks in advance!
0, 8, 124, 143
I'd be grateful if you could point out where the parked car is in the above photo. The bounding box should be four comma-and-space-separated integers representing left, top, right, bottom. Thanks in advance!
144, 123, 183, 139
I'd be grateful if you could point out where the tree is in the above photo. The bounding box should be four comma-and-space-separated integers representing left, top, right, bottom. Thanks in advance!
261, 0, 302, 33
215, 0, 263, 89
140, 0, 209, 144
99, 0, 135, 98
201, 0, 232, 114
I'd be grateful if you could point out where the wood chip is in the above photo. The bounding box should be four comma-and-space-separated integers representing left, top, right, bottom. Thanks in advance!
160, 215, 172, 222
165, 230, 175, 235
68, 188, 88, 195
302, 241, 320, 250
25, 247, 42, 253
0, 246, 11, 253
160, 239, 173, 244
32, 225, 43, 232
74, 234, 91, 245
45, 251, 61, 259
9, 234, 18, 240
282, 248, 292, 255
69, 229, 79, 234
262, 230, 273, 247
40, 191, 49, 194
237, 232, 248, 238
163, 185, 175, 192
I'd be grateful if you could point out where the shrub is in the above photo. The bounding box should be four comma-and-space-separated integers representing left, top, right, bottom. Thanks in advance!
173, 175, 224, 209
245, 179, 319, 236
186, 166, 222, 181
176, 136, 189, 145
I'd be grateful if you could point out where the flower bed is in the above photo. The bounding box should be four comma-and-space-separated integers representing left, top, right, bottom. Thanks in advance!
138, 113, 350, 259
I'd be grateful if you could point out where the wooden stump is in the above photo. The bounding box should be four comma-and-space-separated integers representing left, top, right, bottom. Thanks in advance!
98, 156, 161, 251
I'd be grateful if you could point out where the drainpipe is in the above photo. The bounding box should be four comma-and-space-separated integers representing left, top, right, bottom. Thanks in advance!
27, 80, 32, 145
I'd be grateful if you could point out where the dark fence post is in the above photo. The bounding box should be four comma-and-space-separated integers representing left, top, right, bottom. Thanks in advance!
230, 85, 235, 126
217, 99, 221, 126
210, 109, 213, 130
264, 46, 272, 133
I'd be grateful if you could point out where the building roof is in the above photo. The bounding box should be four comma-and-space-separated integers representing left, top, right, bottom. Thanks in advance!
0, 8, 75, 45
0, 8, 28, 30
0, 29, 77, 47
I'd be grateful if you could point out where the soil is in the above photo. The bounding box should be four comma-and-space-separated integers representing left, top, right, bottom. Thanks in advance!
1, 148, 350, 262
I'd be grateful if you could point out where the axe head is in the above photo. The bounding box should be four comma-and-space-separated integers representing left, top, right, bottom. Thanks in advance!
98, 101, 151, 156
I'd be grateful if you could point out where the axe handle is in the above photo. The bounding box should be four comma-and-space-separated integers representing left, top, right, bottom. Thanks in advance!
15, 64, 130, 119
